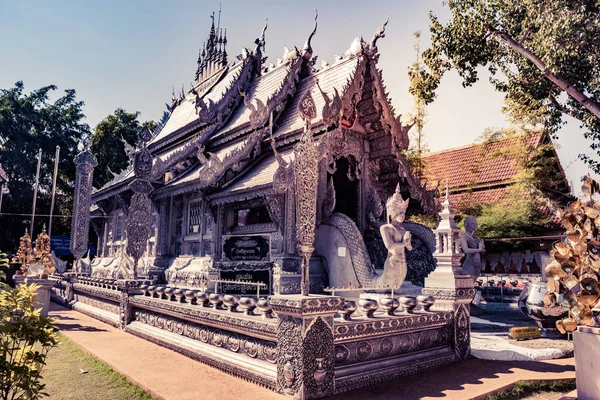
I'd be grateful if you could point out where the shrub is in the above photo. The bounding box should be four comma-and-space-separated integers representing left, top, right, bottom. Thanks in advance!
0, 282, 58, 399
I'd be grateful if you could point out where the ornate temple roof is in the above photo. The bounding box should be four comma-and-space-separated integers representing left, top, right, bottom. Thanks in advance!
92, 14, 434, 211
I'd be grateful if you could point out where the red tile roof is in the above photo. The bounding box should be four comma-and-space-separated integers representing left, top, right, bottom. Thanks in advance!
449, 187, 514, 211
421, 132, 545, 191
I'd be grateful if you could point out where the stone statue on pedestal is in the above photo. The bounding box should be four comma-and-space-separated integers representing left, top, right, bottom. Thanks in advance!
378, 184, 412, 288
460, 216, 485, 279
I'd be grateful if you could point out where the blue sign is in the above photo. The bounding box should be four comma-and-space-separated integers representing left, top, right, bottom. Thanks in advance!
50, 236, 95, 257
51, 236, 71, 256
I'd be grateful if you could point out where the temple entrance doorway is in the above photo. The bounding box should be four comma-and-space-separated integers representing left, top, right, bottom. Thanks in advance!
329, 156, 359, 225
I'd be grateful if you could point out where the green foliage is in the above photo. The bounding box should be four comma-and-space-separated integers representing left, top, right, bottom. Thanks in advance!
0, 252, 8, 286
0, 82, 90, 251
90, 109, 155, 188
476, 195, 554, 239
419, 1, 600, 172
483, 379, 575, 400
454, 129, 568, 240
406, 213, 438, 229
0, 284, 58, 400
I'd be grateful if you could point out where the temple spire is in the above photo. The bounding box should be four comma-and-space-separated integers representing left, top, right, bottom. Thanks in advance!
196, 11, 228, 84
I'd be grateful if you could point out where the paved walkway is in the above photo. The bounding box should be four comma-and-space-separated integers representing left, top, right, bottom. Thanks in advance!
50, 303, 576, 400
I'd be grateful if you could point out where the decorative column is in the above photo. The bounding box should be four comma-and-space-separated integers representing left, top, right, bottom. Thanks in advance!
126, 126, 154, 281
421, 187, 475, 361
270, 295, 342, 399
116, 279, 150, 329
294, 90, 319, 296
71, 148, 98, 274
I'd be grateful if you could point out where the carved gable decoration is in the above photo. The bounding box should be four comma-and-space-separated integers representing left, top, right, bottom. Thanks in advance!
298, 89, 317, 121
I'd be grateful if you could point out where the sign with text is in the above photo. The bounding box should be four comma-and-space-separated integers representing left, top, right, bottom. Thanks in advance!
50, 236, 71, 256
222, 234, 270, 262
219, 269, 271, 295
509, 326, 541, 341
50, 236, 96, 257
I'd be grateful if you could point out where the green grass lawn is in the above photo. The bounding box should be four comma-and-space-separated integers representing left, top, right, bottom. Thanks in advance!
42, 332, 155, 400
483, 380, 576, 400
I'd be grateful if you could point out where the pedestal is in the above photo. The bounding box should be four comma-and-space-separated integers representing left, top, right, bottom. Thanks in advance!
23, 277, 56, 317
13, 274, 26, 287
270, 294, 343, 399
574, 326, 600, 400
422, 255, 475, 361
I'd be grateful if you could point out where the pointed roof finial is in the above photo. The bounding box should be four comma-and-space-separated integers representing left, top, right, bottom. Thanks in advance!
254, 18, 268, 54
369, 14, 389, 53
217, 3, 222, 32
302, 10, 318, 60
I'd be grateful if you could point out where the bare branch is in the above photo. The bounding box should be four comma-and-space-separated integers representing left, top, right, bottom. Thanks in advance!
488, 28, 600, 121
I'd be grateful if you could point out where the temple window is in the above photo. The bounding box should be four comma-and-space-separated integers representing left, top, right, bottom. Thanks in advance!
225, 200, 275, 234
115, 214, 124, 241
234, 206, 271, 227
107, 210, 125, 242
188, 200, 203, 235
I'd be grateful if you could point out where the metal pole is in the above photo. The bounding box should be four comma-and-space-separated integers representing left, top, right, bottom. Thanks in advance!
0, 184, 4, 216
48, 145, 60, 237
30, 149, 42, 238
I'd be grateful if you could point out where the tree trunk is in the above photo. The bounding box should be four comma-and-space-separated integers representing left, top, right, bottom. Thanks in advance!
491, 29, 600, 121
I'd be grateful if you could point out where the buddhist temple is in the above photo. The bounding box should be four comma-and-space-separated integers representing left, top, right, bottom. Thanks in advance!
88, 14, 437, 294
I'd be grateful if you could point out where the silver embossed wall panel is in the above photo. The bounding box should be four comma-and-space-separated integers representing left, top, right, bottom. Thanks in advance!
71, 149, 98, 263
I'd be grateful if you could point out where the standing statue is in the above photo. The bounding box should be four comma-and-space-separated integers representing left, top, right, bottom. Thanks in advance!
460, 216, 485, 279
379, 184, 413, 288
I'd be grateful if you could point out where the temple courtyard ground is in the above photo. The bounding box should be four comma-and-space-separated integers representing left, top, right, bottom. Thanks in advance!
47, 303, 576, 400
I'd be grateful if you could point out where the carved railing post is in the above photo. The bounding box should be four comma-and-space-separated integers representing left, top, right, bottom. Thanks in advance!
294, 90, 319, 296
117, 279, 150, 330
270, 295, 342, 399
71, 148, 98, 274
126, 126, 154, 281
422, 187, 475, 361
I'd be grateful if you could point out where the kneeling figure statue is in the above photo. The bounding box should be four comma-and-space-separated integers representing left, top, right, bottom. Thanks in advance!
378, 185, 412, 288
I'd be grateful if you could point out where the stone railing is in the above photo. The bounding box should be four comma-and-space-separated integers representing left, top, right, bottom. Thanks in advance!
127, 286, 278, 390
50, 277, 474, 399
331, 297, 456, 394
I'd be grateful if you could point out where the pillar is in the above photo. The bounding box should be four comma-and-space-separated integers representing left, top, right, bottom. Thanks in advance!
270, 294, 343, 399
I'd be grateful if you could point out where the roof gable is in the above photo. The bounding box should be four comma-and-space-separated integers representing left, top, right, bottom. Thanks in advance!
421, 132, 545, 190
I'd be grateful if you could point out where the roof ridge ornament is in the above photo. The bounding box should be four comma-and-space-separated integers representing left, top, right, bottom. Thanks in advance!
367, 15, 389, 55
302, 10, 318, 61
254, 18, 268, 55
346, 36, 365, 57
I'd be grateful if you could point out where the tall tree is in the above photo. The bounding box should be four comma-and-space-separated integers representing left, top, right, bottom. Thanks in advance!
90, 109, 155, 188
407, 31, 430, 178
0, 82, 89, 250
416, 0, 600, 171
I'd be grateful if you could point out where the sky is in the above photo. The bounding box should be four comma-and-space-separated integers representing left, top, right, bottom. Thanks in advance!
0, 0, 596, 193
